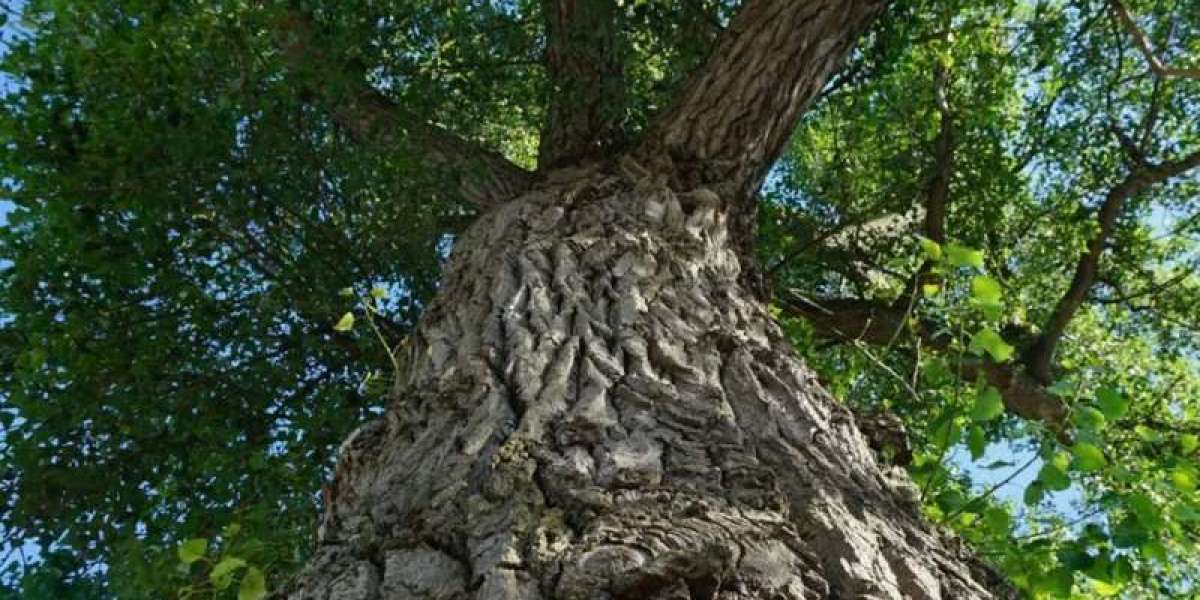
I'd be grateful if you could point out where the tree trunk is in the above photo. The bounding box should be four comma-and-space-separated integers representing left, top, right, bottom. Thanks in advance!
287, 162, 1010, 599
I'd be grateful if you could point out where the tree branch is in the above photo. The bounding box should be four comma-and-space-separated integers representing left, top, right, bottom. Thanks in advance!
1109, 0, 1200, 80
274, 10, 533, 209
636, 0, 888, 300
923, 61, 955, 246
776, 293, 1071, 435
640, 0, 891, 200
538, 0, 628, 169
1024, 149, 1200, 382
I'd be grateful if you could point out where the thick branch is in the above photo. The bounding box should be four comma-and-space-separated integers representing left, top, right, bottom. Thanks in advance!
777, 294, 1070, 434
924, 62, 955, 245
1109, 0, 1200, 80
1025, 150, 1200, 382
275, 11, 533, 208
641, 0, 890, 200
898, 60, 957, 304
538, 0, 627, 169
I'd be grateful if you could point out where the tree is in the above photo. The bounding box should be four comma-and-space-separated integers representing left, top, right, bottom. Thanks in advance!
1, 0, 1198, 598
284, 1, 1010, 598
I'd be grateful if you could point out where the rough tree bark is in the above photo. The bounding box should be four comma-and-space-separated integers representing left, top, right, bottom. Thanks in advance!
286, 1, 1015, 598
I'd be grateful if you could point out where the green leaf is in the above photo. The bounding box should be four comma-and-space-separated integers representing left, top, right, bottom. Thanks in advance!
982, 506, 1010, 534
971, 386, 1005, 422
222, 523, 241, 539
338, 287, 355, 297
1090, 580, 1123, 597
1071, 406, 1106, 431
1180, 434, 1198, 455
239, 566, 268, 600
931, 417, 962, 450
944, 243, 984, 269
333, 312, 355, 332
1112, 516, 1149, 548
1133, 425, 1161, 442
918, 236, 942, 261
973, 299, 1004, 322
1095, 387, 1128, 420
1170, 464, 1197, 492
1174, 502, 1200, 522
967, 425, 987, 459
369, 286, 388, 299
969, 328, 1014, 362
211, 556, 248, 590
936, 489, 967, 513
970, 275, 1003, 303
1030, 566, 1073, 597
922, 283, 940, 297
1140, 540, 1168, 563
1039, 460, 1071, 491
1058, 544, 1093, 570
1024, 480, 1046, 506
1046, 380, 1074, 397
1127, 493, 1163, 530
1050, 451, 1071, 472
1071, 443, 1106, 472
178, 538, 208, 564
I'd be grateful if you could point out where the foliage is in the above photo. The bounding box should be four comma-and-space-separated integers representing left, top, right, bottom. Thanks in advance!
766, 0, 1200, 596
0, 0, 1197, 597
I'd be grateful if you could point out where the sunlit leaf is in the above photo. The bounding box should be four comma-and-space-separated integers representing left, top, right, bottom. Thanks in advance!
918, 236, 942, 261
971, 386, 1005, 422
211, 556, 248, 590
970, 275, 1002, 303
969, 328, 1014, 362
1171, 464, 1198, 492
239, 566, 268, 600
334, 312, 356, 332
178, 538, 208, 565
1071, 443, 1106, 472
1095, 387, 1128, 420
944, 243, 984, 269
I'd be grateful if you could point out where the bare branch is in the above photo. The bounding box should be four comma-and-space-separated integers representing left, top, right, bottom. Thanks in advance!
1109, 0, 1200, 80
1025, 149, 1200, 382
538, 0, 628, 169
274, 10, 533, 208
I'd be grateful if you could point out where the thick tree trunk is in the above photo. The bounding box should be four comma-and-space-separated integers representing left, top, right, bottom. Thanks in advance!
288, 163, 1009, 599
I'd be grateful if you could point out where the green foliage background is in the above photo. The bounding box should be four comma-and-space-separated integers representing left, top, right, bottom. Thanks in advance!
0, 0, 1197, 598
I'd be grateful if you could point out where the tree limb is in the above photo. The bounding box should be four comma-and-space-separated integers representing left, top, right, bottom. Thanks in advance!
1108, 0, 1200, 80
923, 61, 955, 246
637, 0, 889, 300
776, 293, 1071, 436
1024, 149, 1200, 382
538, 0, 628, 169
274, 10, 533, 209
640, 0, 891, 201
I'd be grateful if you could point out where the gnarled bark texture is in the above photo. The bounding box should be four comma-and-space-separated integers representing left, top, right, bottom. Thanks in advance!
287, 164, 1009, 599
